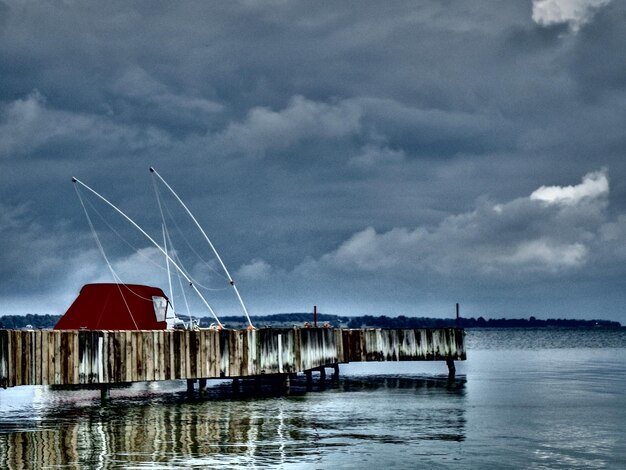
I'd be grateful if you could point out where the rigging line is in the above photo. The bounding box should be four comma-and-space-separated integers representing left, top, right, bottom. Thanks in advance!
72, 177, 222, 327
150, 167, 254, 329
78, 188, 159, 305
154, 177, 225, 295
162, 224, 176, 312
154, 182, 228, 281
75, 185, 139, 330
81, 195, 174, 303
163, 227, 229, 292
154, 179, 218, 274
167, 230, 193, 323
82, 195, 168, 273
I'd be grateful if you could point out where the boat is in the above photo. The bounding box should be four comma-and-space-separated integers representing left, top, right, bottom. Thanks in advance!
60, 168, 255, 331
54, 283, 186, 330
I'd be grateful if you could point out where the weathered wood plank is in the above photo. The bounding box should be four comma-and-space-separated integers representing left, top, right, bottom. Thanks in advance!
72, 331, 80, 384
90, 331, 100, 384
124, 331, 132, 383
33, 330, 41, 385
143, 331, 154, 382
130, 332, 138, 383
112, 333, 123, 383
15, 330, 23, 386
173, 330, 181, 379
53, 330, 62, 385
188, 330, 198, 379
183, 330, 190, 379
199, 329, 208, 378
0, 330, 8, 388
164, 331, 173, 380
135, 331, 144, 382
155, 331, 164, 381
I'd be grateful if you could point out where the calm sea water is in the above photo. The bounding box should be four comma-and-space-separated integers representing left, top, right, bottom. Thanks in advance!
1, 328, 625, 469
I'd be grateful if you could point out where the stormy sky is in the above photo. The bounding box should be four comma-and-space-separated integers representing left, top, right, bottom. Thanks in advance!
1, 0, 625, 323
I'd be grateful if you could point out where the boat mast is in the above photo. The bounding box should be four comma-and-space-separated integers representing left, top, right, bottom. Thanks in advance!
149, 167, 254, 329
72, 177, 223, 328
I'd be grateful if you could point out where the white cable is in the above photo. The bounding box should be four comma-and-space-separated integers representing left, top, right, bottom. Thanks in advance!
150, 168, 254, 329
75, 185, 139, 329
72, 177, 223, 327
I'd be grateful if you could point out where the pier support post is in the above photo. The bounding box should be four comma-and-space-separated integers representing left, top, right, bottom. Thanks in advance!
305, 370, 312, 390
232, 377, 240, 394
187, 379, 195, 395
319, 367, 326, 381
446, 359, 456, 379
100, 384, 110, 405
332, 363, 340, 381
199, 378, 207, 396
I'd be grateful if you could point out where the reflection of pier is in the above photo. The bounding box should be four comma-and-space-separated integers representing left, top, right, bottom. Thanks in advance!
0, 328, 465, 398
0, 376, 467, 469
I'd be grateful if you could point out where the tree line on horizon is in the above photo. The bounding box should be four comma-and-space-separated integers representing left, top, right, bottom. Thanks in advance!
212, 313, 621, 329
0, 313, 621, 329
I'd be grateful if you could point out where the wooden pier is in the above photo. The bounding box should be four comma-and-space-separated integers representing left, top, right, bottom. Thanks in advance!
0, 328, 465, 390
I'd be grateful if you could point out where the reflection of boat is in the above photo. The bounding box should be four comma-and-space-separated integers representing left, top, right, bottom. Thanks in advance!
54, 283, 185, 330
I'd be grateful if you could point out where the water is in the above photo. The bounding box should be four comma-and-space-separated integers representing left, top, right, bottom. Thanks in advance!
1, 328, 625, 468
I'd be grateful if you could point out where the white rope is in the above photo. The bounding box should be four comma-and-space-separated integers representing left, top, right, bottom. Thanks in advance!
83, 195, 167, 273
150, 168, 254, 329
72, 177, 223, 327
168, 232, 193, 324
154, 177, 192, 324
80, 194, 174, 304
153, 180, 228, 281
162, 224, 175, 312
75, 185, 139, 330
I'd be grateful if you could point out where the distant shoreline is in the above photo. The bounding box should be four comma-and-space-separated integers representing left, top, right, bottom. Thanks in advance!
1, 313, 620, 330
216, 313, 623, 330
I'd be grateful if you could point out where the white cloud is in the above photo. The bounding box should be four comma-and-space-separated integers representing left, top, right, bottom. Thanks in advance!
236, 258, 273, 281
111, 66, 223, 114
321, 227, 425, 272
0, 91, 169, 158
496, 239, 588, 270
302, 169, 613, 278
532, 0, 612, 31
530, 169, 608, 205
216, 95, 362, 157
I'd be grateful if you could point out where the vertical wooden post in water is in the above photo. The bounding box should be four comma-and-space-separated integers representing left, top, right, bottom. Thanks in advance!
100, 384, 110, 404
446, 358, 456, 379
186, 379, 195, 395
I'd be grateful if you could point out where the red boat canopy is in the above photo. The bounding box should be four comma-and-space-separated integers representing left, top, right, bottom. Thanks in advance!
54, 284, 170, 330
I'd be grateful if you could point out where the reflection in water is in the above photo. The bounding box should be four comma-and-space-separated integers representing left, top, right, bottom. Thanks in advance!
0, 375, 466, 469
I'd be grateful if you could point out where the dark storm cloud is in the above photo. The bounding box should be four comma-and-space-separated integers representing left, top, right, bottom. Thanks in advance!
1, 1, 625, 321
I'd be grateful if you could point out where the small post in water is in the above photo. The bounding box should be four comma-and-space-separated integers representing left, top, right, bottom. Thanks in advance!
100, 384, 110, 405
446, 358, 456, 386
456, 303, 460, 328
314, 305, 317, 328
